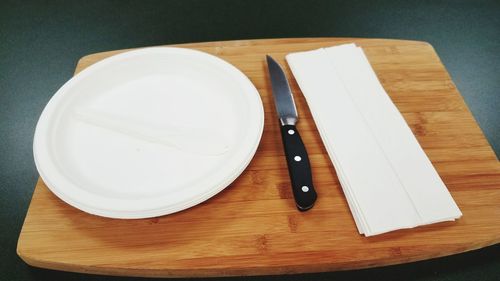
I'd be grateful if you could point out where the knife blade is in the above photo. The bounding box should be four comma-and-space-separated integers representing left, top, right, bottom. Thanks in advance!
266, 55, 317, 211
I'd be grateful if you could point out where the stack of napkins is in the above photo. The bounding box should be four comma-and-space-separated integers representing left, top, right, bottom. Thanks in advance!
286, 44, 462, 236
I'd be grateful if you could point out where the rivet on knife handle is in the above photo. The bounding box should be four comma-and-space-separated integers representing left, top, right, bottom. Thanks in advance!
266, 55, 317, 211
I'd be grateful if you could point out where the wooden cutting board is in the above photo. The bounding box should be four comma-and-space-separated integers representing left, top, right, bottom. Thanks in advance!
17, 38, 500, 277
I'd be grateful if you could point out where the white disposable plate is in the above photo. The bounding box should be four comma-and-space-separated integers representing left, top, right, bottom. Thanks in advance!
34, 47, 264, 219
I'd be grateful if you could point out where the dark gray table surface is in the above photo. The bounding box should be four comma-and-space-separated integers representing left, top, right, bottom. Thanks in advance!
1, 1, 498, 280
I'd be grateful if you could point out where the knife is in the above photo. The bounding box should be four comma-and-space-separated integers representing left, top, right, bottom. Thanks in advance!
266, 55, 317, 211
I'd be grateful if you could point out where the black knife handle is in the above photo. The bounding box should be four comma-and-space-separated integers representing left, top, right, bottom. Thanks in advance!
279, 124, 317, 211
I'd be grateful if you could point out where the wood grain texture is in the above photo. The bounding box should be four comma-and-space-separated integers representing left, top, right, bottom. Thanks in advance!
17, 38, 500, 277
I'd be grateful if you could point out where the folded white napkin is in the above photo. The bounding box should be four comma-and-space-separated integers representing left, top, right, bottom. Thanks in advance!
286, 44, 462, 236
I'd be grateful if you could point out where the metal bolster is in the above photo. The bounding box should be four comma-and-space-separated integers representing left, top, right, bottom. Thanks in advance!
280, 116, 297, 126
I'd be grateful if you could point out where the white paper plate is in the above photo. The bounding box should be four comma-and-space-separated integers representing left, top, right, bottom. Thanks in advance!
34, 47, 264, 219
